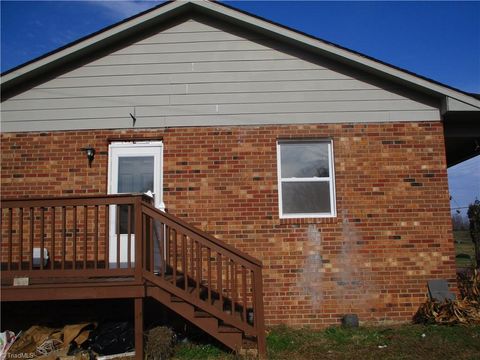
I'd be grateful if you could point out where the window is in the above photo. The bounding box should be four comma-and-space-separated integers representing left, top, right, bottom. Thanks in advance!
277, 140, 336, 218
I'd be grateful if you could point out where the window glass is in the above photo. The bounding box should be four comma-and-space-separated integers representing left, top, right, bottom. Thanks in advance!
118, 156, 154, 193
280, 142, 329, 178
282, 182, 331, 214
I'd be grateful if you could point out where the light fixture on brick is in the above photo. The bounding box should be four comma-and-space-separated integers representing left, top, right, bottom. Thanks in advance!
80, 145, 95, 167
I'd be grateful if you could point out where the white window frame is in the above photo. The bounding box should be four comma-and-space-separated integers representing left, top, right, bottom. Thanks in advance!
277, 139, 336, 219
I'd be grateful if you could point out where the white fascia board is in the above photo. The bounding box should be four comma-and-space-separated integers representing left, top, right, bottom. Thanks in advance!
446, 97, 480, 112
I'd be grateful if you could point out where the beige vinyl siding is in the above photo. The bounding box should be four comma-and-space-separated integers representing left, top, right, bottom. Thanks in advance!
1, 19, 440, 132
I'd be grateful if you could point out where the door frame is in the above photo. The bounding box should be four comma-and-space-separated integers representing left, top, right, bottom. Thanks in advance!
107, 141, 164, 266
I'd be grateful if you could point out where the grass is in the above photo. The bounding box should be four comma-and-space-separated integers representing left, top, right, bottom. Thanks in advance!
172, 324, 480, 360
454, 230, 476, 268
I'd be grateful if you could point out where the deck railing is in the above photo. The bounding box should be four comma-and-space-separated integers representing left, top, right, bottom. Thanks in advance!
0, 194, 145, 279
1, 194, 265, 354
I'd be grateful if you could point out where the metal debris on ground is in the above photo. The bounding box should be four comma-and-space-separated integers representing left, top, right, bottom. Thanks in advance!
414, 269, 480, 325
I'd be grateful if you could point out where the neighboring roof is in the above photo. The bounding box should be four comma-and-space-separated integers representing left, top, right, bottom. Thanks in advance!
1, 0, 480, 110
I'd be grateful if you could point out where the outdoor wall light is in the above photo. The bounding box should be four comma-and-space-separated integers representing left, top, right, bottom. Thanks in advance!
80, 145, 96, 167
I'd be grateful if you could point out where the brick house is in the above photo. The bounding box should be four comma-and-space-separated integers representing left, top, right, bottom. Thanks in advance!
1, 1, 479, 357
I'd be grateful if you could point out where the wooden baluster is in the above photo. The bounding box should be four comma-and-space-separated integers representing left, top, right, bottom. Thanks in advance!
232, 262, 237, 315
242, 266, 247, 322
94, 205, 99, 269
51, 207, 55, 270
8, 208, 12, 271
127, 205, 132, 269
29, 208, 34, 270
83, 206, 87, 269
142, 214, 147, 271
172, 230, 178, 286
116, 205, 120, 269
40, 207, 45, 270
217, 253, 223, 310
149, 216, 154, 273
19, 208, 23, 271
62, 207, 66, 270
105, 205, 109, 269
225, 259, 230, 303
182, 235, 187, 290
207, 248, 212, 304
251, 271, 256, 328
159, 222, 165, 278
73, 206, 77, 270
196, 242, 201, 298
190, 237, 194, 284
165, 226, 170, 274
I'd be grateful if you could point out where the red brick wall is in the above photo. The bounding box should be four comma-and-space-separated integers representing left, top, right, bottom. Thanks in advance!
0, 121, 456, 327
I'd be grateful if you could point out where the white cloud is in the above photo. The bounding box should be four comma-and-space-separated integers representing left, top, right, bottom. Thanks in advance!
86, 0, 162, 20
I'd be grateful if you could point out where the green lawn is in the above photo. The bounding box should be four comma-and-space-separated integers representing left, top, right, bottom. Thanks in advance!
173, 324, 480, 360
454, 230, 476, 268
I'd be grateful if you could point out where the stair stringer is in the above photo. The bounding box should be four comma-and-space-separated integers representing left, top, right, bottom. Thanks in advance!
143, 272, 256, 336
146, 284, 243, 351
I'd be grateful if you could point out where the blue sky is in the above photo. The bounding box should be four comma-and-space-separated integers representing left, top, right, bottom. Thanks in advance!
1, 0, 479, 215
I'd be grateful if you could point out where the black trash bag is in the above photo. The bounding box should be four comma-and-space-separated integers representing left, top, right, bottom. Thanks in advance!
82, 322, 134, 355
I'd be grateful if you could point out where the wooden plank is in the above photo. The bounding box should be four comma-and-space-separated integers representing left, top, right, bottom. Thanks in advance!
116, 205, 120, 269
51, 207, 55, 269
8, 208, 12, 271
128, 205, 132, 269
19, 208, 23, 270
105, 205, 109, 269
83, 206, 87, 269
29, 208, 34, 270
172, 230, 178, 286
182, 235, 187, 290
2, 268, 135, 279
94, 205, 99, 269
40, 207, 44, 270
2, 283, 144, 302
159, 221, 165, 278
134, 298, 144, 360
62, 207, 66, 270
2, 194, 142, 207
134, 197, 143, 282
217, 253, 223, 310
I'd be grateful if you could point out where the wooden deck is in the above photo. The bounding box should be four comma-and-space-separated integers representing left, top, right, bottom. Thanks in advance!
1, 194, 266, 358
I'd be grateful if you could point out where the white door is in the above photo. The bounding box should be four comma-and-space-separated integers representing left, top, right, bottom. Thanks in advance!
108, 142, 163, 267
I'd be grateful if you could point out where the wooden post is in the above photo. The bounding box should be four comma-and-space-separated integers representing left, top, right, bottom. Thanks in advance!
134, 298, 144, 360
134, 196, 143, 282
253, 267, 266, 358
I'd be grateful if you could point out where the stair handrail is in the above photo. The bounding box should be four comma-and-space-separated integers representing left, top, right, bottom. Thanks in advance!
140, 201, 262, 268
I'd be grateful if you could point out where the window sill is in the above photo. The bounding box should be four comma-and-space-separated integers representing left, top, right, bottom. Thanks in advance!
278, 217, 339, 225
